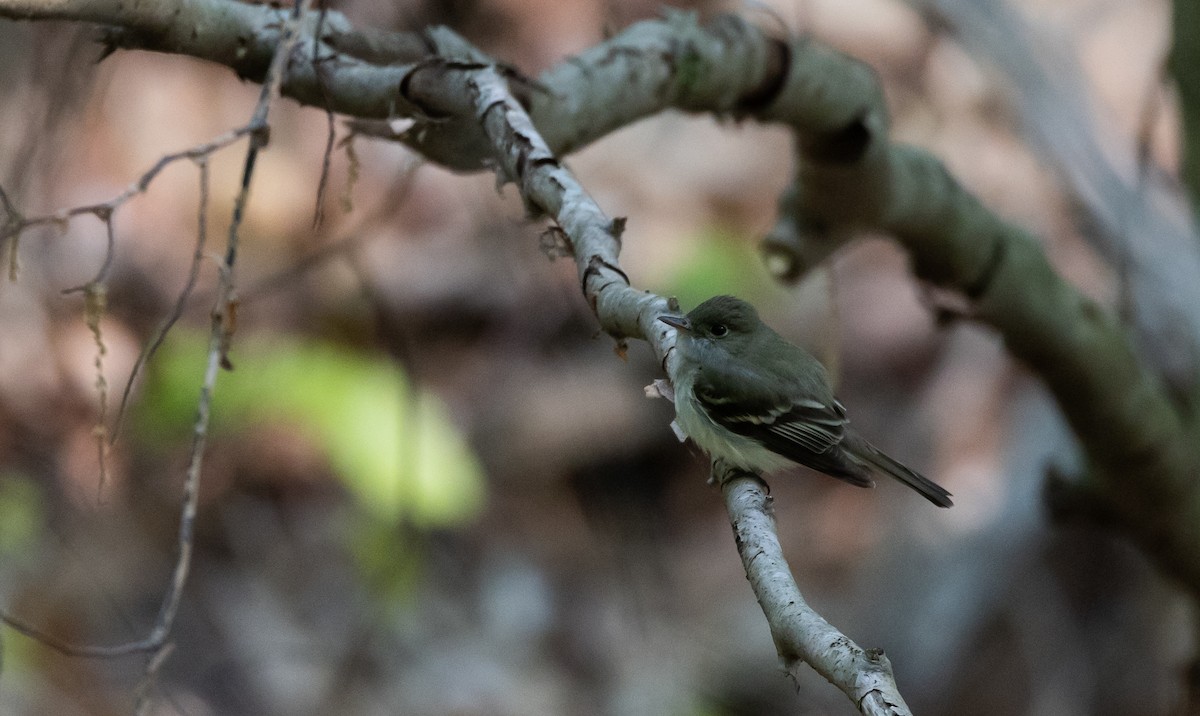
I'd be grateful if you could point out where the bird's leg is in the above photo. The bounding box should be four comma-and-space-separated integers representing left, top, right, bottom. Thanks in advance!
710, 458, 771, 495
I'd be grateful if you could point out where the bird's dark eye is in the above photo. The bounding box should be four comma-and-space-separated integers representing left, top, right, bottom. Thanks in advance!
710, 324, 729, 337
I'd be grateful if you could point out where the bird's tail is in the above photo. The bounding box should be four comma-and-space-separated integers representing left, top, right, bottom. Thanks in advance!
847, 435, 953, 508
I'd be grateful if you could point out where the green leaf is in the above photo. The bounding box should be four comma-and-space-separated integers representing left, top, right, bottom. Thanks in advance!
137, 335, 485, 527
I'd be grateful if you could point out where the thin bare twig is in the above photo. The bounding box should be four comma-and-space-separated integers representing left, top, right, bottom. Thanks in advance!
0, 184, 18, 281
133, 5, 314, 712
0, 4, 313, 711
111, 158, 212, 445
311, 0, 337, 228
0, 183, 17, 218
0, 124, 246, 288
0, 610, 158, 658
242, 156, 421, 303
61, 210, 117, 295
0, 126, 255, 245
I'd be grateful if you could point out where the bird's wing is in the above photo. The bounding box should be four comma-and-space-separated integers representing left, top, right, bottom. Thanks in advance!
690, 346, 873, 486
693, 367, 847, 458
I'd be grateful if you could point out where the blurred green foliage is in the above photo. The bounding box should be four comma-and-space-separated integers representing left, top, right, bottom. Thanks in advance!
347, 515, 428, 602
0, 473, 42, 559
137, 334, 486, 528
0, 472, 46, 678
664, 227, 779, 310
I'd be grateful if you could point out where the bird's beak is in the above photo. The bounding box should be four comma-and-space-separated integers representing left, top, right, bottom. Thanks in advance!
658, 315, 692, 333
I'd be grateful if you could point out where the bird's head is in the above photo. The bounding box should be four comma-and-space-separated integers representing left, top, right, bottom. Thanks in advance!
659, 295, 762, 353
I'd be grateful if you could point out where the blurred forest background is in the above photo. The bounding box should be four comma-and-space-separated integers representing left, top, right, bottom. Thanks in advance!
0, 0, 1193, 714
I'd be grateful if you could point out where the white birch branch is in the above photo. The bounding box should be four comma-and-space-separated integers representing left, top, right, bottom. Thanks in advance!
720, 468, 913, 715
396, 48, 918, 716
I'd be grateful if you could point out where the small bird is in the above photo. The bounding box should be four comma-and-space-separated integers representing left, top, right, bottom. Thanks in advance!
659, 295, 952, 507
